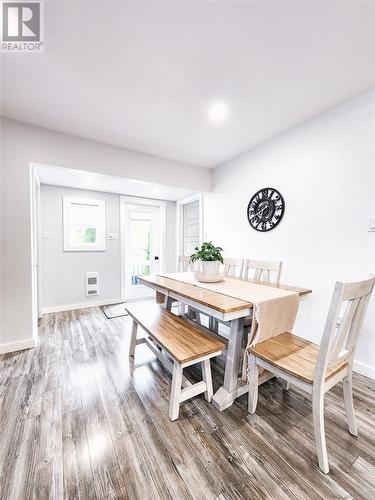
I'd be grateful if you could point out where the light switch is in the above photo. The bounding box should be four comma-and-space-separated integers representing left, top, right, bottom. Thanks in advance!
369, 218, 375, 232
108, 232, 119, 240
42, 232, 50, 239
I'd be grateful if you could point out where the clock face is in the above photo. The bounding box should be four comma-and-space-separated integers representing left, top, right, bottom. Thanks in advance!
247, 188, 285, 232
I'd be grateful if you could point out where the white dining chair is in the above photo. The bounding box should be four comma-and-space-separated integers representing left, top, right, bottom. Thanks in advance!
172, 255, 193, 315
176, 255, 202, 318
178, 255, 193, 272
247, 277, 375, 473
204, 257, 244, 331
242, 259, 282, 284
238, 259, 283, 334
222, 257, 244, 279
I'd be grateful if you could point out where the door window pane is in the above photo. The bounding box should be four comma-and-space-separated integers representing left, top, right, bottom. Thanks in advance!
130, 210, 152, 285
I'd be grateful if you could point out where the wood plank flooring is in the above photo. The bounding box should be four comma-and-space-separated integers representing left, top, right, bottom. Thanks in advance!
1, 307, 374, 499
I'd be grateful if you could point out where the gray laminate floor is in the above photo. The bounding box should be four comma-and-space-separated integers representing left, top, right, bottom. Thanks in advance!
1, 307, 375, 499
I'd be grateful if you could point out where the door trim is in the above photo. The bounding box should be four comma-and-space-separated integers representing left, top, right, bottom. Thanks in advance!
120, 196, 166, 301
176, 192, 203, 263
30, 163, 42, 336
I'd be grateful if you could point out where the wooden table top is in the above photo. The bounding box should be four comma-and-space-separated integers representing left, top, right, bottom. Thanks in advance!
140, 275, 252, 313
140, 274, 312, 314
244, 279, 312, 296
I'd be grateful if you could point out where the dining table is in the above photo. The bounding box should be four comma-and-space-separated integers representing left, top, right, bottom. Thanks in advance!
139, 272, 312, 411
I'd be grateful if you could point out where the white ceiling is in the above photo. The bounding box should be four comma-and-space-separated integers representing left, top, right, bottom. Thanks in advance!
36, 164, 195, 201
2, 1, 375, 167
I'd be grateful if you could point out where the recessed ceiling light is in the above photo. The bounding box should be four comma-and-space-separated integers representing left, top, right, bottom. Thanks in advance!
208, 101, 228, 123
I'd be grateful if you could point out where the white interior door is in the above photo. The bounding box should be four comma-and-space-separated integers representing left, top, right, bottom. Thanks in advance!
123, 203, 160, 300
176, 194, 203, 268
183, 200, 200, 256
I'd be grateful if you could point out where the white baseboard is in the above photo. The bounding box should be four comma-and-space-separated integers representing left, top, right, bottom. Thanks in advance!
353, 360, 375, 380
42, 298, 123, 314
0, 338, 36, 354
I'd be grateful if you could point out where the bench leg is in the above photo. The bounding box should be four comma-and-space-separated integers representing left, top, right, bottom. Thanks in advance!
169, 362, 183, 421
201, 359, 213, 402
129, 319, 138, 357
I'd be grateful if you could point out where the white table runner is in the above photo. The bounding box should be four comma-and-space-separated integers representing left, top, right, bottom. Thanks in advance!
160, 272, 300, 379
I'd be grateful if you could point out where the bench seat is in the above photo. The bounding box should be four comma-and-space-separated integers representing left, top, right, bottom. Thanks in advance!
126, 302, 224, 420
126, 302, 224, 363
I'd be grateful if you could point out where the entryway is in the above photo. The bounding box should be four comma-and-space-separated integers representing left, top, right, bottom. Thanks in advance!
120, 196, 166, 301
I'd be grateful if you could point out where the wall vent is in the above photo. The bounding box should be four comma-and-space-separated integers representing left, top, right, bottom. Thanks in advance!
85, 272, 99, 296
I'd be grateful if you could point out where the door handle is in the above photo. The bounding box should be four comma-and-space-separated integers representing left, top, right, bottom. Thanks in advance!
154, 256, 159, 260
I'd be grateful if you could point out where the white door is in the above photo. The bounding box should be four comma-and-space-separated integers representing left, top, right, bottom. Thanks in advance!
183, 200, 200, 256
123, 203, 160, 300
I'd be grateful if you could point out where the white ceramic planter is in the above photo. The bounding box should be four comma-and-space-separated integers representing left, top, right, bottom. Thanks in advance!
201, 261, 220, 277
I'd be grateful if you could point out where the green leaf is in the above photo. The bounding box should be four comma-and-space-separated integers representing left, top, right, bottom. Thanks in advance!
189, 241, 224, 263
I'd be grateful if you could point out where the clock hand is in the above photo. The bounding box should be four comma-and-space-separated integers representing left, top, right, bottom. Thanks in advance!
253, 205, 268, 218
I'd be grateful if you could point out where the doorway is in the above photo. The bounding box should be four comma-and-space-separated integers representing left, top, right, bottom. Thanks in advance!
120, 196, 166, 300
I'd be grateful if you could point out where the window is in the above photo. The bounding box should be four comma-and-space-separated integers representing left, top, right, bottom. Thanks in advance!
63, 197, 106, 251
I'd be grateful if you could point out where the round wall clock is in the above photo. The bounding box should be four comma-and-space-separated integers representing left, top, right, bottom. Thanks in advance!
247, 187, 285, 232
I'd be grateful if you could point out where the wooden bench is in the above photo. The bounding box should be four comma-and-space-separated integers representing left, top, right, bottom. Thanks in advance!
126, 302, 225, 421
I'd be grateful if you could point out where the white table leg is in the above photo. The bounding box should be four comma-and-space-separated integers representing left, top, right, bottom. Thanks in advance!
187, 306, 194, 319
209, 316, 218, 332
212, 318, 245, 411
163, 295, 174, 311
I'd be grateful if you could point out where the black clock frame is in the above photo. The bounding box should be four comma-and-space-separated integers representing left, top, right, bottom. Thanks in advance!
247, 187, 285, 232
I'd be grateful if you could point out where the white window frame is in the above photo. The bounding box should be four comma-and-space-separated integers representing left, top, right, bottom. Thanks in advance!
63, 197, 106, 252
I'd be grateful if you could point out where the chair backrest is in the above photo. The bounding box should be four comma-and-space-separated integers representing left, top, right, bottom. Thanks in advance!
223, 258, 244, 279
242, 259, 282, 284
315, 277, 375, 383
178, 255, 192, 272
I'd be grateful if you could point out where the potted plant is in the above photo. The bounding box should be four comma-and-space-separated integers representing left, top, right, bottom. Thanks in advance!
190, 241, 224, 277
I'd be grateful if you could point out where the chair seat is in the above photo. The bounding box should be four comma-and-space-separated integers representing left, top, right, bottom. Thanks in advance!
249, 332, 347, 384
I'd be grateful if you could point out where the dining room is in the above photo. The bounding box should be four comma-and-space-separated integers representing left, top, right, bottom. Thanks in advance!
1, 1, 375, 499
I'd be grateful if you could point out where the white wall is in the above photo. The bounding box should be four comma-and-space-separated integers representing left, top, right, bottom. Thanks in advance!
204, 89, 375, 378
40, 185, 177, 311
41, 185, 121, 309
0, 118, 209, 352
